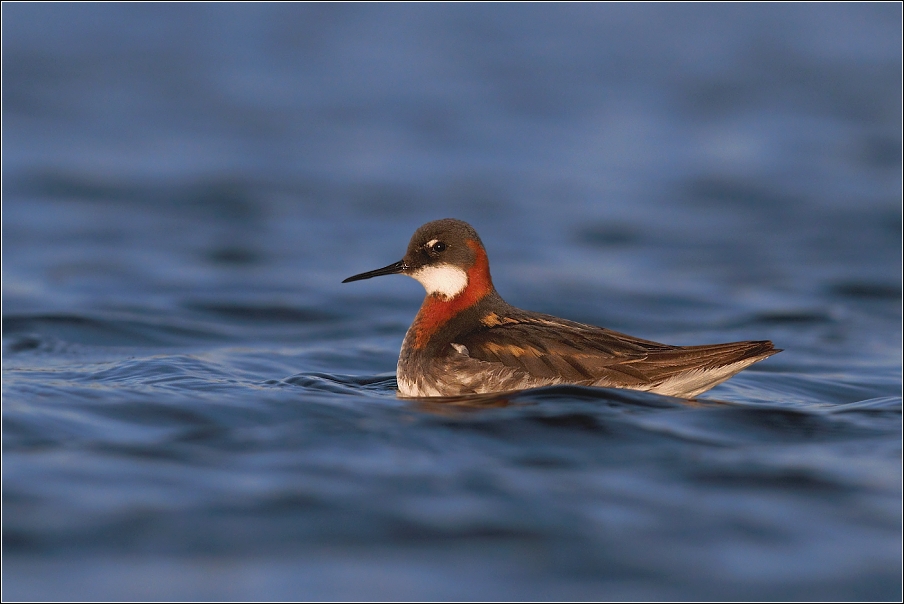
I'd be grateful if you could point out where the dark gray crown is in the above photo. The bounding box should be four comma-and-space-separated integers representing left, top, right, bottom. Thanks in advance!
403, 218, 485, 271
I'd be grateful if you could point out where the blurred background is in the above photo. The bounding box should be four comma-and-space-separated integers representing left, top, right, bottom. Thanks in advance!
3, 3, 901, 601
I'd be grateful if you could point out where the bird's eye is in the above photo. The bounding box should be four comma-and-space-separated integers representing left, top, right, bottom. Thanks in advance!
432, 241, 446, 253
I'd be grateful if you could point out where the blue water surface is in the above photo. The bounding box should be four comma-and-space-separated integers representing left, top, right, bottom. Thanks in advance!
2, 4, 902, 601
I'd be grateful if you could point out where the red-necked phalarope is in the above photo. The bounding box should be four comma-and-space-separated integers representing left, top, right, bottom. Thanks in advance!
343, 218, 780, 398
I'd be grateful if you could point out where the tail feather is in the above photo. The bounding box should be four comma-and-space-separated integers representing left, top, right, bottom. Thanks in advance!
623, 340, 781, 398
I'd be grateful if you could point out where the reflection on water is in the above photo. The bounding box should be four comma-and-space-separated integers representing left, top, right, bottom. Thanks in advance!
2, 3, 901, 601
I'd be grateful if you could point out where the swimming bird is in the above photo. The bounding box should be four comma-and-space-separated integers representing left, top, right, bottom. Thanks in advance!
343, 218, 780, 398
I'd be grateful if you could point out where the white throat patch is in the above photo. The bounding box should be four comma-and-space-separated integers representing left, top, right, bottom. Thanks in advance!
410, 264, 468, 299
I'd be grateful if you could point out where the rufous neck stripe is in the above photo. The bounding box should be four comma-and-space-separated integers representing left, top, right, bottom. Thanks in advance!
411, 239, 493, 349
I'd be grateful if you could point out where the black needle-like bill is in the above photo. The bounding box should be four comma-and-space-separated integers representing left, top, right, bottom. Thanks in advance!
342, 260, 407, 283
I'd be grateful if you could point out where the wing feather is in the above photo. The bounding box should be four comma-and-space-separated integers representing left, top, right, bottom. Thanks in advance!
454, 312, 778, 389
456, 313, 656, 382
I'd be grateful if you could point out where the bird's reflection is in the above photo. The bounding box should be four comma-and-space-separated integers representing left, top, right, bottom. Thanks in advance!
402, 384, 740, 415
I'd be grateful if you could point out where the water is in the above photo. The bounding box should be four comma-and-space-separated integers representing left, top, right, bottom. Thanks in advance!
2, 4, 901, 600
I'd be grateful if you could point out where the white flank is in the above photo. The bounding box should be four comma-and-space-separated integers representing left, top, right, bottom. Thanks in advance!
410, 264, 468, 299
642, 357, 762, 398
397, 376, 441, 397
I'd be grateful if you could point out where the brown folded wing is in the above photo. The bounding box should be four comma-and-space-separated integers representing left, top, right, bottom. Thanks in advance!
456, 312, 778, 389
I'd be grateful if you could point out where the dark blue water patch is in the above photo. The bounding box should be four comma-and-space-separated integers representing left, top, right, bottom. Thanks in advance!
741, 310, 836, 326
1, 309, 376, 353
828, 281, 902, 301
670, 31, 902, 123
204, 246, 265, 266
4, 334, 46, 353
686, 465, 861, 494
0, 551, 898, 602
6, 169, 516, 227
858, 133, 903, 169
2, 313, 226, 347
8, 172, 266, 220
683, 176, 804, 209
278, 372, 398, 396
419, 384, 692, 409
183, 302, 339, 324
574, 223, 644, 248
675, 405, 897, 443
